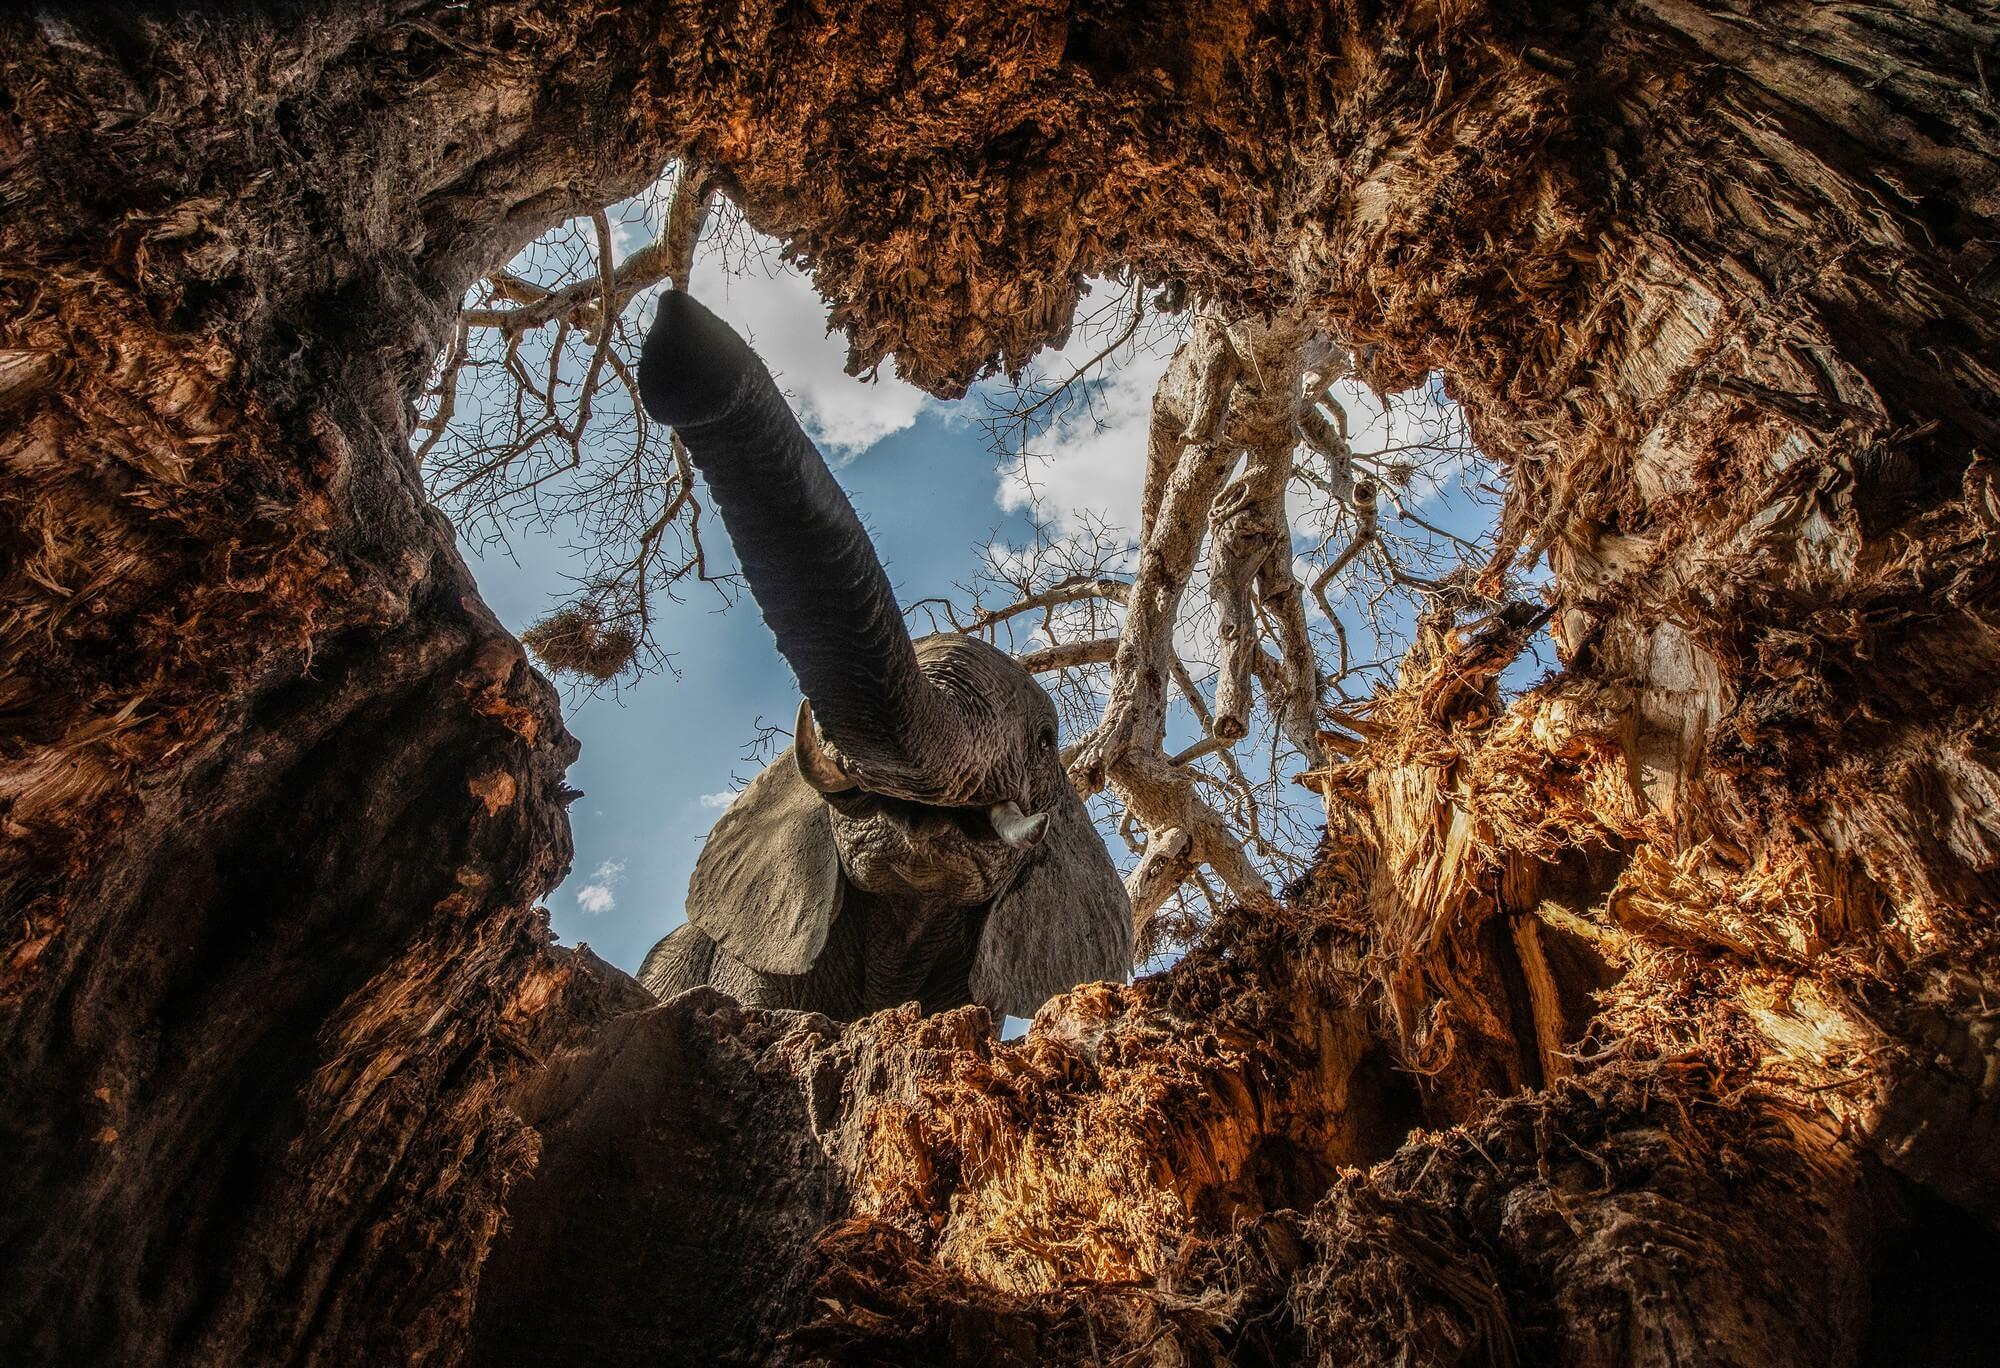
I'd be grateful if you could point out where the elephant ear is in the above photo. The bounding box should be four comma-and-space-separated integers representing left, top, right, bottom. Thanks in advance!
971, 781, 1133, 1019
684, 748, 842, 976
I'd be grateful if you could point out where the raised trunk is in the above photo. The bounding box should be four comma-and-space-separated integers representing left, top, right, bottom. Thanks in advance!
640, 290, 969, 801
3, 1, 1998, 1365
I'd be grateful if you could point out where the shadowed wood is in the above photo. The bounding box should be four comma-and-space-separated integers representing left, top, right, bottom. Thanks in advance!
3, 2, 1998, 1364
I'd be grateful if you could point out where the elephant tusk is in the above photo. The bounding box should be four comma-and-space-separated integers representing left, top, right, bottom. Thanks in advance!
793, 698, 860, 794
988, 800, 1049, 850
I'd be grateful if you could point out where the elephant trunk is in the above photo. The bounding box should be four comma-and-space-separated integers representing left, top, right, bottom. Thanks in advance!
639, 291, 968, 802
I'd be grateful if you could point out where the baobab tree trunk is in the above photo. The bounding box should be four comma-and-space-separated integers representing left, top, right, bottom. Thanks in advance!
3, 3, 1997, 1366
0, 7, 678, 1361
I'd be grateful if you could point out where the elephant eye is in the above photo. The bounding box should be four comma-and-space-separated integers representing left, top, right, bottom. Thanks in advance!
1038, 725, 1058, 750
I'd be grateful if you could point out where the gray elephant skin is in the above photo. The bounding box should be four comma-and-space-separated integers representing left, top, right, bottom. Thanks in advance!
632, 291, 1132, 1022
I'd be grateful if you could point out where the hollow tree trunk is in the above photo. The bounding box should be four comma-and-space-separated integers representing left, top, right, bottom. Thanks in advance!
0, 8, 677, 1361
3, 3, 1997, 1365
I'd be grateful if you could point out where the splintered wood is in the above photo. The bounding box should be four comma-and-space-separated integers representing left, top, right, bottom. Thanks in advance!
5, 1, 1998, 1364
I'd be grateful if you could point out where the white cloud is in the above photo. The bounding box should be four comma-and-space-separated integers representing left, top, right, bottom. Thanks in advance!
609, 213, 651, 262
702, 251, 930, 460
698, 790, 737, 809
992, 340, 1171, 538
574, 858, 625, 916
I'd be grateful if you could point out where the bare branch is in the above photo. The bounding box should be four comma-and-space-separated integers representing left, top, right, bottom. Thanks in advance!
958, 576, 1130, 636
1020, 636, 1121, 673
1310, 478, 1379, 624
964, 297, 1509, 944
417, 159, 725, 689
1209, 440, 1293, 742
1069, 310, 1243, 794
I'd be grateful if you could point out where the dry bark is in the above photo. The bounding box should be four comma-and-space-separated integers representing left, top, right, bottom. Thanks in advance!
0, 7, 679, 1361
3, 1, 1999, 1365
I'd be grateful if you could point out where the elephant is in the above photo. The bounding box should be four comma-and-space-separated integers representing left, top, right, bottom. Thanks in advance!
630, 291, 1132, 1023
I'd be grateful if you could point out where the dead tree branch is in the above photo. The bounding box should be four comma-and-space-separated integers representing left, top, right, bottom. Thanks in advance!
415, 160, 725, 684
968, 299, 1516, 948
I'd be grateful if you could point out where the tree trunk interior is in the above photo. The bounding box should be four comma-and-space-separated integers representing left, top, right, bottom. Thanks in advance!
2, 2, 1996, 1363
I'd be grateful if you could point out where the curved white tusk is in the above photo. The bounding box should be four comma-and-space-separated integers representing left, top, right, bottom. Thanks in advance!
792, 698, 859, 794
988, 800, 1049, 849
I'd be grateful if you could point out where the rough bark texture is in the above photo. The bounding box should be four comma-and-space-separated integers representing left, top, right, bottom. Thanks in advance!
0, 7, 677, 1361
468, 985, 850, 1367
4, 2, 1999, 1365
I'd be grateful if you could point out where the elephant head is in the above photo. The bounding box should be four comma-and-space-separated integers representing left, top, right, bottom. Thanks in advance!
633, 291, 1131, 1019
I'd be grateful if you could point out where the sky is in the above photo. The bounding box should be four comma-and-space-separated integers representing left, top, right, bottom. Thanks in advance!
447, 201, 1530, 980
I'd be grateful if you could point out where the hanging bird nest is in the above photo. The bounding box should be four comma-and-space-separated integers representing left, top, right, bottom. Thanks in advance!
522, 603, 640, 681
